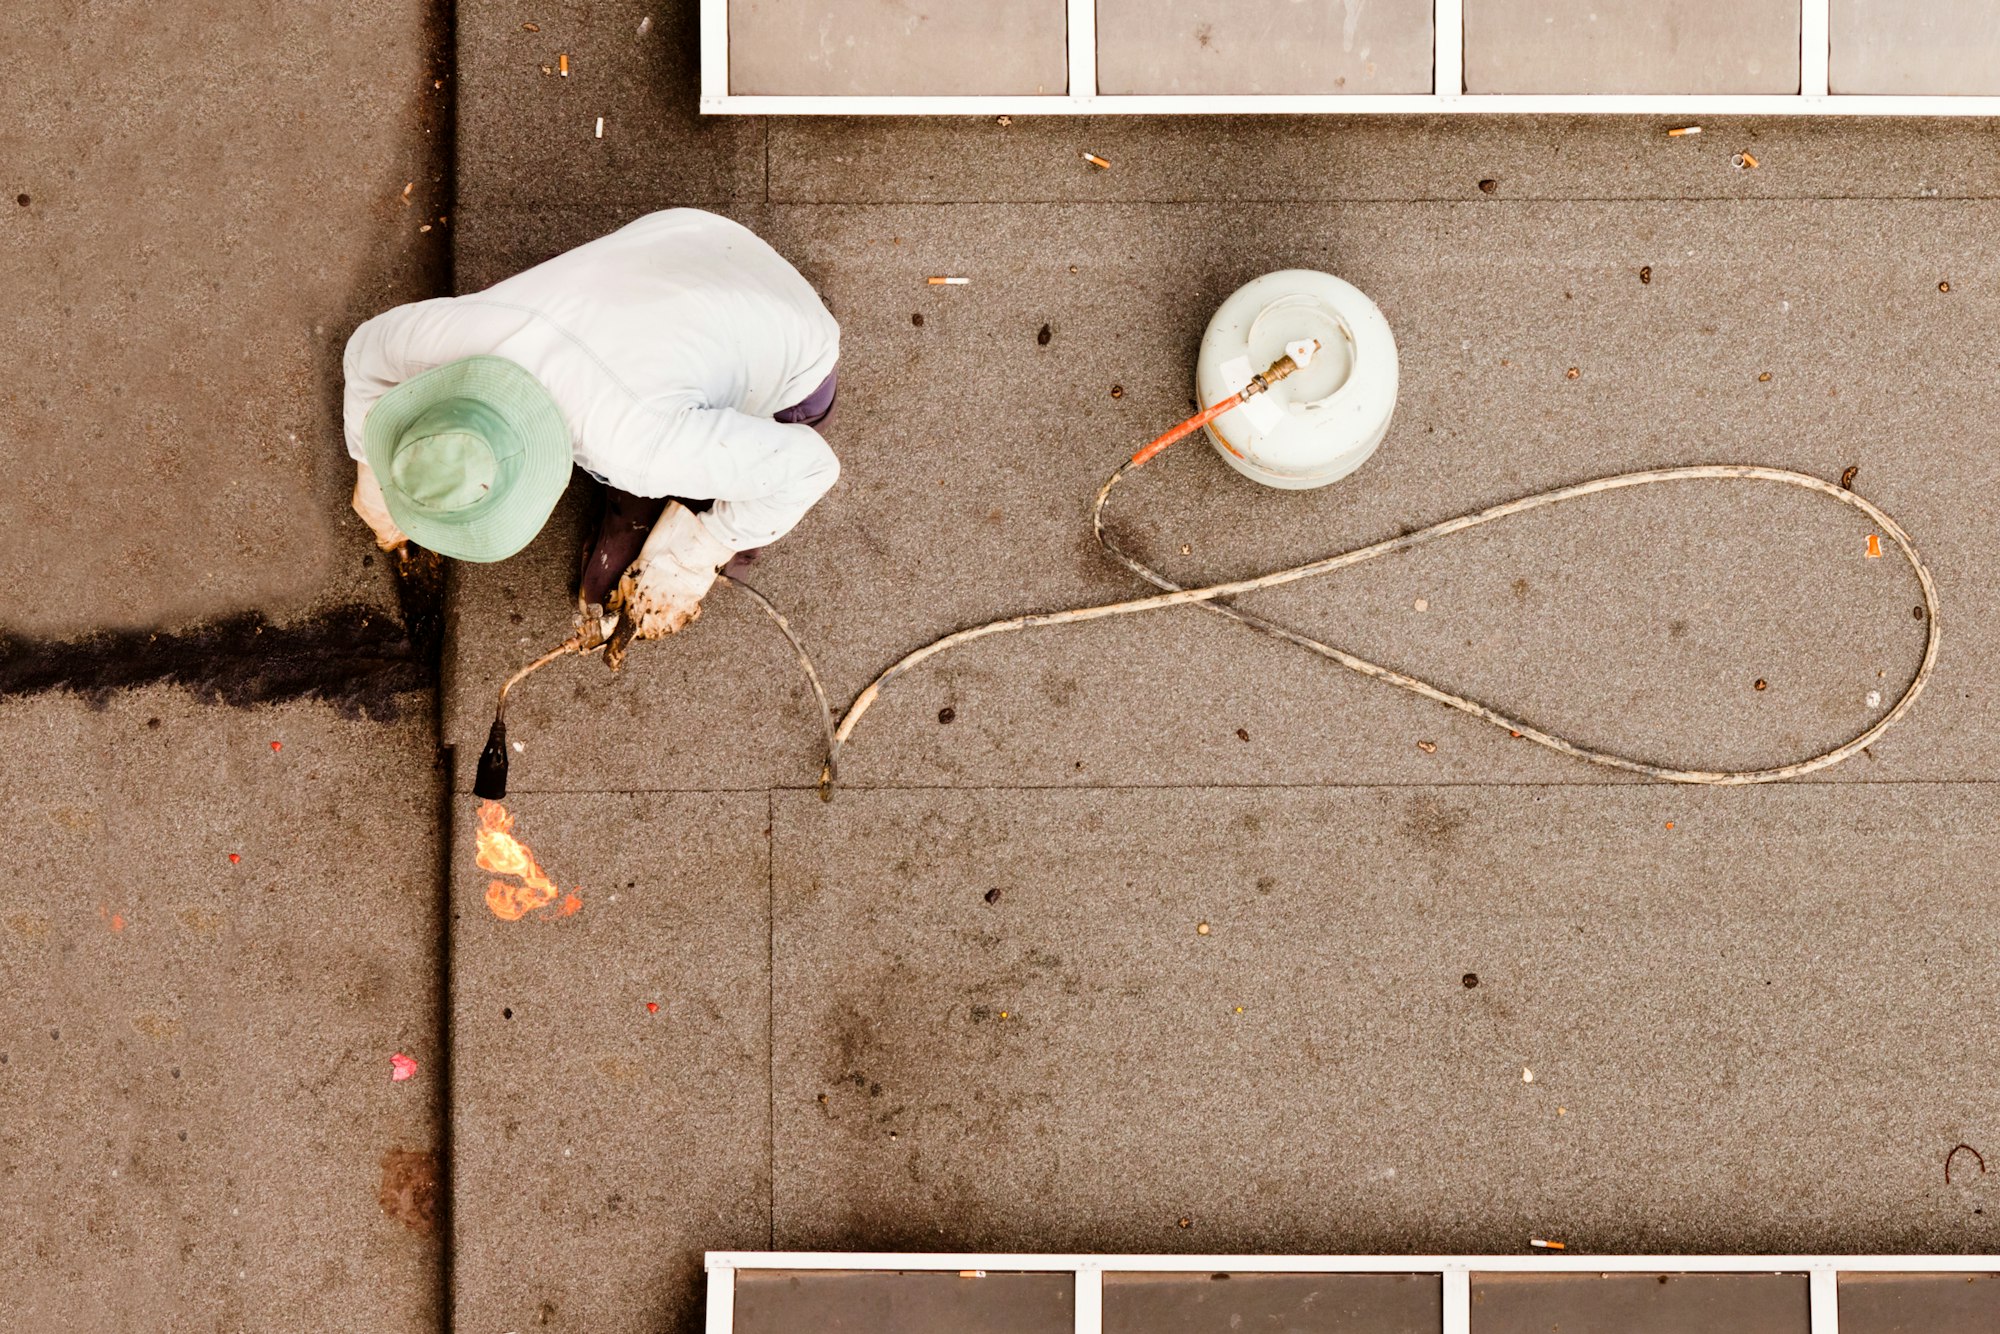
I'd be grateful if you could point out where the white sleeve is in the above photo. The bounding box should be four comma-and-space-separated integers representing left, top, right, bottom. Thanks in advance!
608, 403, 840, 552
341, 299, 487, 461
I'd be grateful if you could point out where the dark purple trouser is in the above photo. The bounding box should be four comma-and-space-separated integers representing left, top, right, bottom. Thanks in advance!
577, 367, 836, 606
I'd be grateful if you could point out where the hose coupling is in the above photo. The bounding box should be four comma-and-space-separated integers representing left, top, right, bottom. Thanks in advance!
1240, 339, 1321, 397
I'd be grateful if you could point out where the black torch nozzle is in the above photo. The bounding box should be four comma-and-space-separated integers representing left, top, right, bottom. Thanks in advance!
472, 714, 510, 800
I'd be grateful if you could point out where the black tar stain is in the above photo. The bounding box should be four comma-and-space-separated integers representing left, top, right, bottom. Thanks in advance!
0, 542, 446, 718
0, 605, 425, 720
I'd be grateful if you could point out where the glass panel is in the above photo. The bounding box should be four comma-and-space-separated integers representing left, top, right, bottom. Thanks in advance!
1838, 1272, 2000, 1334
1830, 1, 2000, 96
1464, 0, 1802, 94
733, 1270, 1075, 1334
1470, 1271, 1810, 1332
1104, 1271, 1442, 1333
727, 1, 1068, 96
1095, 0, 1436, 96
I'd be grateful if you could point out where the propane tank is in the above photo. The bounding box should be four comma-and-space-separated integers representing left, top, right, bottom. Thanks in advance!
1195, 269, 1398, 489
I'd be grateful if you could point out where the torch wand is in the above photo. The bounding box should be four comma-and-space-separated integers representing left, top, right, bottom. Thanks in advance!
470, 576, 834, 802
471, 631, 597, 801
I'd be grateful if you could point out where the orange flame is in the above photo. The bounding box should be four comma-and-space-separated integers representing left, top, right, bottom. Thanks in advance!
476, 801, 561, 921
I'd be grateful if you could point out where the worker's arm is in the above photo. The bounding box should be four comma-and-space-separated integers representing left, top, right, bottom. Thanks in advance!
613, 401, 841, 551
351, 461, 410, 552
343, 306, 445, 550
342, 298, 524, 460
343, 298, 528, 550
601, 403, 840, 642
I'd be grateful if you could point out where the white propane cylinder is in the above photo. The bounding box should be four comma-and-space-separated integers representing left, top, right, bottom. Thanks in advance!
1195, 269, 1399, 489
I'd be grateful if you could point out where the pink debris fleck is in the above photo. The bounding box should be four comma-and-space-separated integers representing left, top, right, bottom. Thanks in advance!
390, 1053, 419, 1082
270, 741, 283, 752
227, 853, 241, 864
645, 1001, 659, 1014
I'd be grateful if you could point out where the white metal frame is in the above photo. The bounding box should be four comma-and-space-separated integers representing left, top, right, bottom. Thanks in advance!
706, 1252, 2000, 1333
698, 0, 2000, 115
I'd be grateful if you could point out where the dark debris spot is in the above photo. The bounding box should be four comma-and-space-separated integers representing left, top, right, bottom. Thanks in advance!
362, 553, 374, 568
1754, 678, 1768, 691
146, 717, 161, 728
984, 887, 1001, 904
1462, 973, 1479, 988
1110, 384, 1125, 400
502, 1007, 513, 1020
376, 1152, 440, 1232
937, 706, 956, 724
16, 194, 27, 207
1915, 604, 1926, 620
1037, 322, 1052, 345
1639, 265, 1652, 284
911, 312, 924, 326
1477, 179, 1497, 194
178, 1130, 188, 1142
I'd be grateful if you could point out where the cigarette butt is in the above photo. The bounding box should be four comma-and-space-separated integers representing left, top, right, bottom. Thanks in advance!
1734, 151, 1759, 169
927, 276, 970, 286
1867, 533, 1883, 558
1531, 1239, 1566, 1250
1667, 125, 1701, 136
559, 52, 569, 76
1082, 152, 1111, 169
595, 116, 604, 138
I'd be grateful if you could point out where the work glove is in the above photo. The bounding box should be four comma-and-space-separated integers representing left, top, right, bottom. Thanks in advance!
352, 461, 410, 553
573, 593, 618, 650
607, 501, 733, 642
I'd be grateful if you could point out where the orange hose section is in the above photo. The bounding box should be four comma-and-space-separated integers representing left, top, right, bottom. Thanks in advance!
1129, 392, 1245, 468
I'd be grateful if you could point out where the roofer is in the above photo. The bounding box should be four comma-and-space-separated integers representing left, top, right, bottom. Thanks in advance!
343, 208, 840, 647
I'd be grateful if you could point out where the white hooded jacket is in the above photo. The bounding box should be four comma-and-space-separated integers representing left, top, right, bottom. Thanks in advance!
342, 209, 841, 552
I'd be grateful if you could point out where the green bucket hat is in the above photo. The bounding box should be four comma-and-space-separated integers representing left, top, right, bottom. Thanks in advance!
363, 355, 572, 563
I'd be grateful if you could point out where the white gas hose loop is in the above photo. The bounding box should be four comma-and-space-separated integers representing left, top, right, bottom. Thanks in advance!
820, 461, 1940, 793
